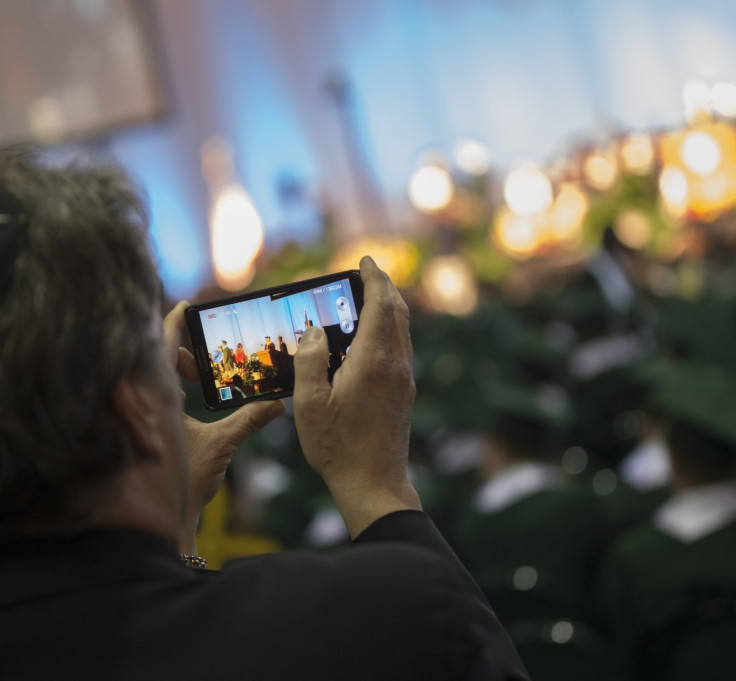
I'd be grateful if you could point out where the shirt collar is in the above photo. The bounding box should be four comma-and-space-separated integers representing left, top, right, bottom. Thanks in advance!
653, 481, 736, 543
473, 461, 566, 514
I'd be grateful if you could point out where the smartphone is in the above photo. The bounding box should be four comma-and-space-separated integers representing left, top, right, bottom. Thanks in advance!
185, 270, 363, 410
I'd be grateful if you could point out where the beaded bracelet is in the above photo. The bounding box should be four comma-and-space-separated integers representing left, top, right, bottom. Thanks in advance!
180, 554, 207, 569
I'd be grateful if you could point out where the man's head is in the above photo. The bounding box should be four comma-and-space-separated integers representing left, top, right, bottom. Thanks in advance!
648, 360, 736, 489
0, 147, 173, 538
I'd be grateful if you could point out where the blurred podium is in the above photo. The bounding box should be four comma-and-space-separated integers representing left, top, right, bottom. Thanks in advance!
256, 349, 273, 366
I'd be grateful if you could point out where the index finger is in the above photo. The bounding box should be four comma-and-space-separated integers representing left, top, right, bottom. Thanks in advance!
163, 299, 190, 368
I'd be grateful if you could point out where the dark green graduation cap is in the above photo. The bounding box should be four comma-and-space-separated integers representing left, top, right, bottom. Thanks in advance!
654, 296, 736, 371
481, 379, 571, 427
526, 272, 612, 327
480, 379, 573, 458
650, 361, 736, 456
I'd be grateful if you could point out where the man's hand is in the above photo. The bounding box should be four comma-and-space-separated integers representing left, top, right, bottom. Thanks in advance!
293, 256, 422, 538
162, 301, 286, 552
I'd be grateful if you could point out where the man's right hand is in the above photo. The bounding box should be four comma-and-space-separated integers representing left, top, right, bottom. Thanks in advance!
292, 256, 422, 538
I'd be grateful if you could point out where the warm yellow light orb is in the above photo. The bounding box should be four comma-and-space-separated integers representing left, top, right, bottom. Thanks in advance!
658, 166, 689, 216
659, 166, 688, 203
549, 183, 588, 241
329, 237, 420, 289
421, 255, 478, 317
494, 210, 539, 258
211, 185, 264, 291
680, 130, 722, 176
583, 152, 619, 191
620, 134, 656, 175
408, 165, 454, 213
503, 165, 553, 217
613, 209, 652, 249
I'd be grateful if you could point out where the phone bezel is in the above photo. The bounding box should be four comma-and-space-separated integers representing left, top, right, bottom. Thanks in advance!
185, 269, 363, 410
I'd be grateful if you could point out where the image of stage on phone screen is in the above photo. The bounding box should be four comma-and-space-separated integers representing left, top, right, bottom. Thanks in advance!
195, 276, 359, 406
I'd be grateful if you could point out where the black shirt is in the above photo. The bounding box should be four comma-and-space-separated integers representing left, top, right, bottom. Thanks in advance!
0, 510, 529, 681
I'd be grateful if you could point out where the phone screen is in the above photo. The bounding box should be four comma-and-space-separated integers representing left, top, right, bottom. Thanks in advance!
186, 270, 363, 410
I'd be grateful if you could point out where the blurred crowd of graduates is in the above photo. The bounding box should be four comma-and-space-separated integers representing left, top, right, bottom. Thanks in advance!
185, 226, 736, 681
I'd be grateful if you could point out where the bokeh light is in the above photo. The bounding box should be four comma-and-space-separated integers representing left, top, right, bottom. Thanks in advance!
620, 134, 656, 175
680, 130, 721, 176
408, 164, 454, 213
658, 165, 689, 216
503, 164, 553, 217
421, 254, 478, 316
548, 182, 588, 243
453, 139, 491, 175
494, 209, 540, 259
329, 237, 420, 288
583, 151, 619, 191
210, 184, 264, 291
683, 80, 712, 125
711, 82, 736, 119
613, 209, 653, 249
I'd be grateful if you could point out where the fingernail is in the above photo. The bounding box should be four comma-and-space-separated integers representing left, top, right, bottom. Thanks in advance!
301, 326, 323, 342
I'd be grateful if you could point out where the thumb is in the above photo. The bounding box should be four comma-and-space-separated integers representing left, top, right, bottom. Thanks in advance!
215, 399, 286, 450
294, 326, 331, 389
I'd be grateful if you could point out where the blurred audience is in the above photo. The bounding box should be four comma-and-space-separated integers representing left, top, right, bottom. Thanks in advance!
595, 361, 736, 681
441, 380, 630, 681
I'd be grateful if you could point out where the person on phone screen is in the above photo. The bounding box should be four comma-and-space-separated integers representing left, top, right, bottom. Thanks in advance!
0, 148, 529, 681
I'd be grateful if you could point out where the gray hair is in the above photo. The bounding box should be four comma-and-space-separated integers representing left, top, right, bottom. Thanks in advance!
0, 147, 163, 535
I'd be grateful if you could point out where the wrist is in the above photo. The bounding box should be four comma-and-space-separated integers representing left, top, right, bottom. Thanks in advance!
328, 478, 422, 539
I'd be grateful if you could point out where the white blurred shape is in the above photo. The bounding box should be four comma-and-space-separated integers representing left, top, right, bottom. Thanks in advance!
454, 139, 491, 175
210, 184, 264, 290
503, 165, 553, 217
711, 82, 736, 118
408, 165, 454, 213
683, 80, 712, 124
681, 130, 721, 176
659, 166, 689, 205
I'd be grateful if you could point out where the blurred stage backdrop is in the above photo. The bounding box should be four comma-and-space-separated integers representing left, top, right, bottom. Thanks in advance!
3, 0, 736, 561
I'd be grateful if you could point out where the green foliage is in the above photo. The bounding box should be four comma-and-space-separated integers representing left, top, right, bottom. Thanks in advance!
247, 357, 264, 374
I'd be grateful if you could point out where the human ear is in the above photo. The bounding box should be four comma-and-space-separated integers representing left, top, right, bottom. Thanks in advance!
110, 376, 167, 463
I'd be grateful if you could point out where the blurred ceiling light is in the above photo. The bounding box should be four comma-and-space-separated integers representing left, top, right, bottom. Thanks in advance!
620, 134, 656, 175
421, 254, 478, 316
683, 80, 712, 125
503, 164, 553, 217
494, 210, 539, 259
681, 130, 721, 176
453, 139, 491, 175
711, 82, 736, 118
613, 209, 652, 249
583, 151, 619, 191
201, 136, 264, 290
330, 237, 420, 288
210, 184, 264, 291
408, 165, 454, 213
549, 183, 588, 242
658, 165, 689, 215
